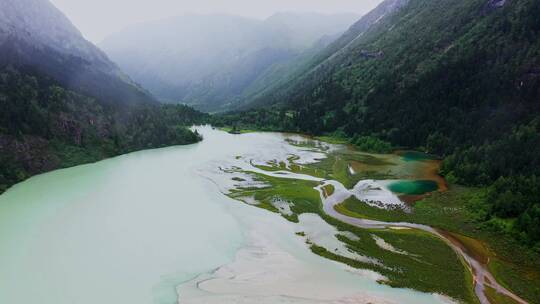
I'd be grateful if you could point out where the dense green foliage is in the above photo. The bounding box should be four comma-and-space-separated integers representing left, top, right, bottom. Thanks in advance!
350, 135, 393, 153
234, 138, 540, 302
337, 187, 540, 302
0, 67, 208, 193
212, 110, 394, 153
212, 108, 296, 131
441, 119, 540, 185
440, 119, 540, 247
216, 0, 540, 247
485, 176, 540, 247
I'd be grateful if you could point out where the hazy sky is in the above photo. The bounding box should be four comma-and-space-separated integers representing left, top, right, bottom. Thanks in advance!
50, 0, 383, 43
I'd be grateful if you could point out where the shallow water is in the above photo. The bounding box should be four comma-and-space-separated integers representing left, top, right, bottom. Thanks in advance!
387, 180, 439, 195
0, 126, 453, 304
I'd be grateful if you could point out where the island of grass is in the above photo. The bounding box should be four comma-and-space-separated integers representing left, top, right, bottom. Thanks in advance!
335, 188, 540, 303
227, 170, 477, 303
219, 126, 259, 134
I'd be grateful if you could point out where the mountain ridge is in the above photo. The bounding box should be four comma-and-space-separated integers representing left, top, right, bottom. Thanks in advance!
214, 2, 540, 290
233, 0, 410, 110
0, 0, 207, 193
0, 0, 155, 105
100, 12, 360, 111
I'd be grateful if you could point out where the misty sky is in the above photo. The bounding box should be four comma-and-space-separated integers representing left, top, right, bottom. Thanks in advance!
50, 0, 383, 43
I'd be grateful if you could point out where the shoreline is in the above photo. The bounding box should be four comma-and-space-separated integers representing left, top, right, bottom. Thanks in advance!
217, 130, 530, 304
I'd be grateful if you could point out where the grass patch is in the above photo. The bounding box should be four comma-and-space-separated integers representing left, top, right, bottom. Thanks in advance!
225, 142, 540, 303
336, 186, 540, 303
253, 158, 326, 179
485, 286, 521, 304
306, 151, 397, 188
50, 140, 115, 168
314, 135, 349, 145
321, 184, 335, 198
311, 227, 477, 303
227, 169, 475, 302
228, 171, 321, 223
219, 127, 258, 134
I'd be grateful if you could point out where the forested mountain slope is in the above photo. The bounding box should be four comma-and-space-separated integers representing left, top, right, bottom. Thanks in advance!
219, 0, 540, 247
0, 0, 155, 105
0, 0, 207, 193
100, 13, 359, 111
238, 0, 410, 110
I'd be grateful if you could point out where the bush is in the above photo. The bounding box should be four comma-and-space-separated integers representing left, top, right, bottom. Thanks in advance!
352, 135, 393, 153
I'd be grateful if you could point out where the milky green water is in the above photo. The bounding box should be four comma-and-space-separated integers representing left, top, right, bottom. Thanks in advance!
0, 127, 453, 304
388, 180, 439, 195
0, 135, 245, 304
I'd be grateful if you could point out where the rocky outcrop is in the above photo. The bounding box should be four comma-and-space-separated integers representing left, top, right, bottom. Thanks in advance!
359, 50, 384, 59
487, 0, 508, 9
482, 0, 509, 14
0, 135, 58, 175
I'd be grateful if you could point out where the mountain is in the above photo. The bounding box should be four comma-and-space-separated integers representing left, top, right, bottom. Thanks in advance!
0, 0, 207, 193
238, 0, 410, 110
228, 2, 410, 111
239, 0, 540, 180
100, 13, 359, 111
216, 0, 540, 271
0, 0, 154, 104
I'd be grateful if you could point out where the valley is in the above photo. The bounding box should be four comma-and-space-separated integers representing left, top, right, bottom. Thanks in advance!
1, 0, 539, 303
2, 127, 536, 303
0, 127, 458, 304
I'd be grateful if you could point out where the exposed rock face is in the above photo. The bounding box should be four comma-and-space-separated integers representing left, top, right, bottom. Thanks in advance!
482, 0, 509, 14
0, 135, 58, 175
0, 0, 154, 104
359, 50, 384, 59
487, 0, 508, 8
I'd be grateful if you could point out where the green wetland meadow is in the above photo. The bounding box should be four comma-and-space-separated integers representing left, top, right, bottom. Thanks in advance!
225, 134, 540, 304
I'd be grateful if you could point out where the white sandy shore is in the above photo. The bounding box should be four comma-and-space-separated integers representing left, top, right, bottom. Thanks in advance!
298, 213, 380, 265
176, 212, 450, 304
372, 235, 410, 255
186, 129, 457, 304
352, 180, 405, 209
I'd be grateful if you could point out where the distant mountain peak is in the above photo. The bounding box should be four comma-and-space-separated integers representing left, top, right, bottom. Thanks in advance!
100, 12, 360, 110
0, 0, 89, 56
0, 0, 155, 104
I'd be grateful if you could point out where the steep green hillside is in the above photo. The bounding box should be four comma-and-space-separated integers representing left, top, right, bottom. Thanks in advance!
0, 67, 207, 194
0, 0, 156, 105
241, 0, 410, 110
217, 0, 540, 248
0, 0, 208, 194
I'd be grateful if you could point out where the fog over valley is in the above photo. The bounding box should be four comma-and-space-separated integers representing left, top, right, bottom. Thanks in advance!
50, 0, 383, 43
99, 12, 362, 110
